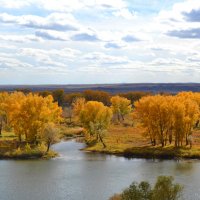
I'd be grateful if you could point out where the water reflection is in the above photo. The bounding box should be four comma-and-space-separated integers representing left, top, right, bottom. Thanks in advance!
175, 161, 193, 171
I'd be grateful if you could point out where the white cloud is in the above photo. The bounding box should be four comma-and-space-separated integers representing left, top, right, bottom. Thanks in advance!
0, 0, 32, 9
0, 54, 33, 71
0, 0, 199, 83
19, 47, 81, 61
82, 52, 130, 66
113, 8, 136, 20
0, 34, 42, 43
156, 0, 200, 38
0, 12, 79, 31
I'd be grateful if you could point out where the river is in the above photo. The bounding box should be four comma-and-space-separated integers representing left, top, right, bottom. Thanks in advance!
0, 140, 200, 200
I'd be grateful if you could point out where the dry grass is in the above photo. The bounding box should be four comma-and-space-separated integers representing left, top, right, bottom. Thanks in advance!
86, 121, 200, 159
59, 125, 84, 138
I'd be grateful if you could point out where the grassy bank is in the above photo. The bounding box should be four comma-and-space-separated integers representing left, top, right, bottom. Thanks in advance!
85, 124, 200, 159
0, 147, 58, 160
0, 130, 58, 160
0, 125, 83, 160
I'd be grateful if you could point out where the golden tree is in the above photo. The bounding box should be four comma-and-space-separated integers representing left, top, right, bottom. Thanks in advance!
7, 93, 62, 143
79, 101, 112, 148
72, 97, 86, 119
134, 93, 200, 147
111, 96, 132, 122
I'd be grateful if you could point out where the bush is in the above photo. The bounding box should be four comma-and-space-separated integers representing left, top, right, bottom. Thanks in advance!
110, 176, 183, 200
121, 181, 152, 200
37, 142, 47, 154
24, 143, 32, 153
152, 176, 183, 200
13, 147, 23, 156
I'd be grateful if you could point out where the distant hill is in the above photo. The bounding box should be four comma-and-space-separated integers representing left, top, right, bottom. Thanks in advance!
0, 83, 199, 94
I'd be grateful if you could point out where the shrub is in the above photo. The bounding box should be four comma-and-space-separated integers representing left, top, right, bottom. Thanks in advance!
37, 142, 47, 154
110, 176, 183, 200
13, 147, 23, 156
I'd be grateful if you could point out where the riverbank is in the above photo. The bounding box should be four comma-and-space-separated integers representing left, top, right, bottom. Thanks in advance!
0, 125, 83, 160
0, 148, 58, 160
84, 124, 200, 159
85, 145, 200, 159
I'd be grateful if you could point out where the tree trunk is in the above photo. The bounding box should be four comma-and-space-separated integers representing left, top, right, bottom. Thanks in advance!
0, 124, 2, 136
117, 113, 120, 122
18, 134, 22, 143
98, 133, 106, 148
161, 140, 164, 147
46, 142, 51, 152
0, 119, 2, 135
169, 133, 172, 144
186, 137, 188, 146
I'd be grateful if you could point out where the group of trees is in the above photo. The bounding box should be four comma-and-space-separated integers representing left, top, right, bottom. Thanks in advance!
39, 89, 149, 107
2, 89, 199, 151
71, 92, 200, 149
110, 176, 183, 200
0, 92, 62, 152
72, 95, 132, 147
134, 92, 200, 147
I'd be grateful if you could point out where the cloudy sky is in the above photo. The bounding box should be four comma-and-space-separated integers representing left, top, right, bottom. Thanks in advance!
0, 0, 200, 84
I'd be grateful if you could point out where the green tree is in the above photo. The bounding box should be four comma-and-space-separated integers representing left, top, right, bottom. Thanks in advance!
121, 181, 152, 200
110, 176, 183, 200
152, 176, 183, 200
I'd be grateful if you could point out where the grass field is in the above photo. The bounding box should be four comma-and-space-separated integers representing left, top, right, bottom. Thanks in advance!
85, 123, 200, 159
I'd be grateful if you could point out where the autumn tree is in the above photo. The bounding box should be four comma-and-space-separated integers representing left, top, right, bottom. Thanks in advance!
52, 89, 65, 106
40, 122, 60, 152
111, 96, 132, 122
64, 92, 84, 106
83, 90, 110, 106
72, 97, 86, 119
5, 92, 26, 142
0, 92, 9, 135
134, 95, 173, 146
7, 93, 62, 144
134, 93, 200, 147
118, 91, 151, 105
171, 97, 199, 147
38, 91, 52, 97
62, 106, 73, 123
79, 101, 112, 148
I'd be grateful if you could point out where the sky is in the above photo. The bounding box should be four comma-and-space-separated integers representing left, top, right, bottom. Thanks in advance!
0, 0, 200, 84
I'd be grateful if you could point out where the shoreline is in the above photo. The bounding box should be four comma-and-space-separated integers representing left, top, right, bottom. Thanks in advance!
2, 138, 200, 160
84, 145, 200, 160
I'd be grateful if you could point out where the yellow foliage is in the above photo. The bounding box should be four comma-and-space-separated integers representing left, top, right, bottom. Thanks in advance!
111, 96, 132, 121
134, 93, 200, 147
79, 101, 112, 147
72, 97, 86, 118
0, 92, 62, 143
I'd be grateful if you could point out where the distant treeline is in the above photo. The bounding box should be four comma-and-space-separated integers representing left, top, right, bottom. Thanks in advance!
1, 83, 200, 94
15, 88, 153, 106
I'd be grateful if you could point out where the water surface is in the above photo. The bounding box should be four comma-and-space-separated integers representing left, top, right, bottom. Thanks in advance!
0, 140, 200, 200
